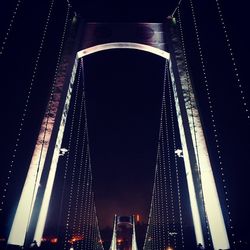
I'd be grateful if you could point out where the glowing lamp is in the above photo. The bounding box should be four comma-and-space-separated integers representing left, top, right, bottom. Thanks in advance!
50, 238, 58, 244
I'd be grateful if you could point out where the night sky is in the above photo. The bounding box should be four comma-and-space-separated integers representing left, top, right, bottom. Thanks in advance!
0, 0, 250, 246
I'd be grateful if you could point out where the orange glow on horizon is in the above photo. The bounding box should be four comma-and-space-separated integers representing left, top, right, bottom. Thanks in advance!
50, 238, 58, 244
68, 235, 84, 244
117, 238, 123, 244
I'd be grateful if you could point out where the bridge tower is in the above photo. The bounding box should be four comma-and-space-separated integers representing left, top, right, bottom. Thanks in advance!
110, 215, 138, 250
7, 16, 230, 250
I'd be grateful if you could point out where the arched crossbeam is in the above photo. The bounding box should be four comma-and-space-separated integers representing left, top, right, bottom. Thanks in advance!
77, 42, 169, 59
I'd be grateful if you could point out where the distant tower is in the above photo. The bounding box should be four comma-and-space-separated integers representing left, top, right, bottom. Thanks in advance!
109, 215, 138, 250
8, 17, 229, 250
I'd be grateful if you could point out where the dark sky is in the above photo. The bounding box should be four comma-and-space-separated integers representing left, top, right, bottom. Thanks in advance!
83, 50, 165, 228
0, 0, 250, 244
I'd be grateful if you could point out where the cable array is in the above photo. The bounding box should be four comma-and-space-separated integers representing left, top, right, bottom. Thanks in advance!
0, 0, 55, 214
185, 0, 236, 246
144, 61, 185, 250
162, 61, 177, 249
176, 6, 212, 247
166, 60, 185, 248
62, 61, 82, 250
61, 60, 103, 250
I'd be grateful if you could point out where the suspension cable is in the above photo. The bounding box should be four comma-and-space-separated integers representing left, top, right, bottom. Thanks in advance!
189, 0, 236, 245
170, 0, 183, 18
159, 88, 171, 249
29, 1, 72, 243
0, 0, 24, 56
75, 122, 88, 250
74, 59, 103, 250
25, 2, 60, 246
71, 67, 86, 245
144, 59, 186, 249
166, 59, 185, 248
214, 0, 249, 121
143, 161, 157, 250
177, 5, 212, 247
53, 1, 73, 238
158, 141, 168, 249
62, 63, 82, 250
189, 0, 238, 246
162, 61, 178, 249
0, 0, 56, 215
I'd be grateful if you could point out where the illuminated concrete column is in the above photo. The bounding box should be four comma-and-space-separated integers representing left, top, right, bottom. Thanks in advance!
166, 20, 230, 250
33, 58, 79, 246
190, 108, 230, 250
8, 16, 82, 247
170, 64, 204, 246
7, 117, 53, 246
132, 215, 138, 250
110, 215, 117, 250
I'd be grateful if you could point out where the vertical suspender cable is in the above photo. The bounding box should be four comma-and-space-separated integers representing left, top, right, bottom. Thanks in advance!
62, 63, 82, 250
177, 6, 212, 247
166, 59, 185, 248
0, 0, 55, 215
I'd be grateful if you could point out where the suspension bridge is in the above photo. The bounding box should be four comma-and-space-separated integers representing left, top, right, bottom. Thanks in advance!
0, 1, 249, 250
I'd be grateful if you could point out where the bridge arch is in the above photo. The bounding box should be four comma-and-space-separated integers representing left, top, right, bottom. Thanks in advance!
77, 42, 170, 59
8, 20, 230, 250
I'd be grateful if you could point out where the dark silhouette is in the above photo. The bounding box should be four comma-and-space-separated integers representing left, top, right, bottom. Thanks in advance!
30, 241, 38, 249
197, 243, 205, 249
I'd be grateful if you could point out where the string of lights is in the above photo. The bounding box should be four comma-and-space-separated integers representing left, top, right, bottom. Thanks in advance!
143, 165, 156, 250
82, 61, 103, 250
187, 0, 236, 246
157, 84, 168, 249
62, 63, 82, 250
159, 106, 170, 248
155, 166, 161, 250
158, 145, 168, 248
61, 60, 103, 250
94, 205, 104, 250
166, 59, 185, 248
178, 4, 212, 247
48, 3, 73, 241
80, 145, 92, 250
74, 72, 89, 248
85, 178, 93, 249
80, 159, 91, 250
89, 195, 96, 249
75, 122, 88, 250
162, 61, 177, 248
214, 0, 250, 121
146, 167, 157, 250
27, 3, 73, 244
61, 61, 102, 250
144, 60, 187, 250
78, 146, 89, 250
213, 0, 244, 243
0, 0, 23, 56
0, 0, 55, 214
